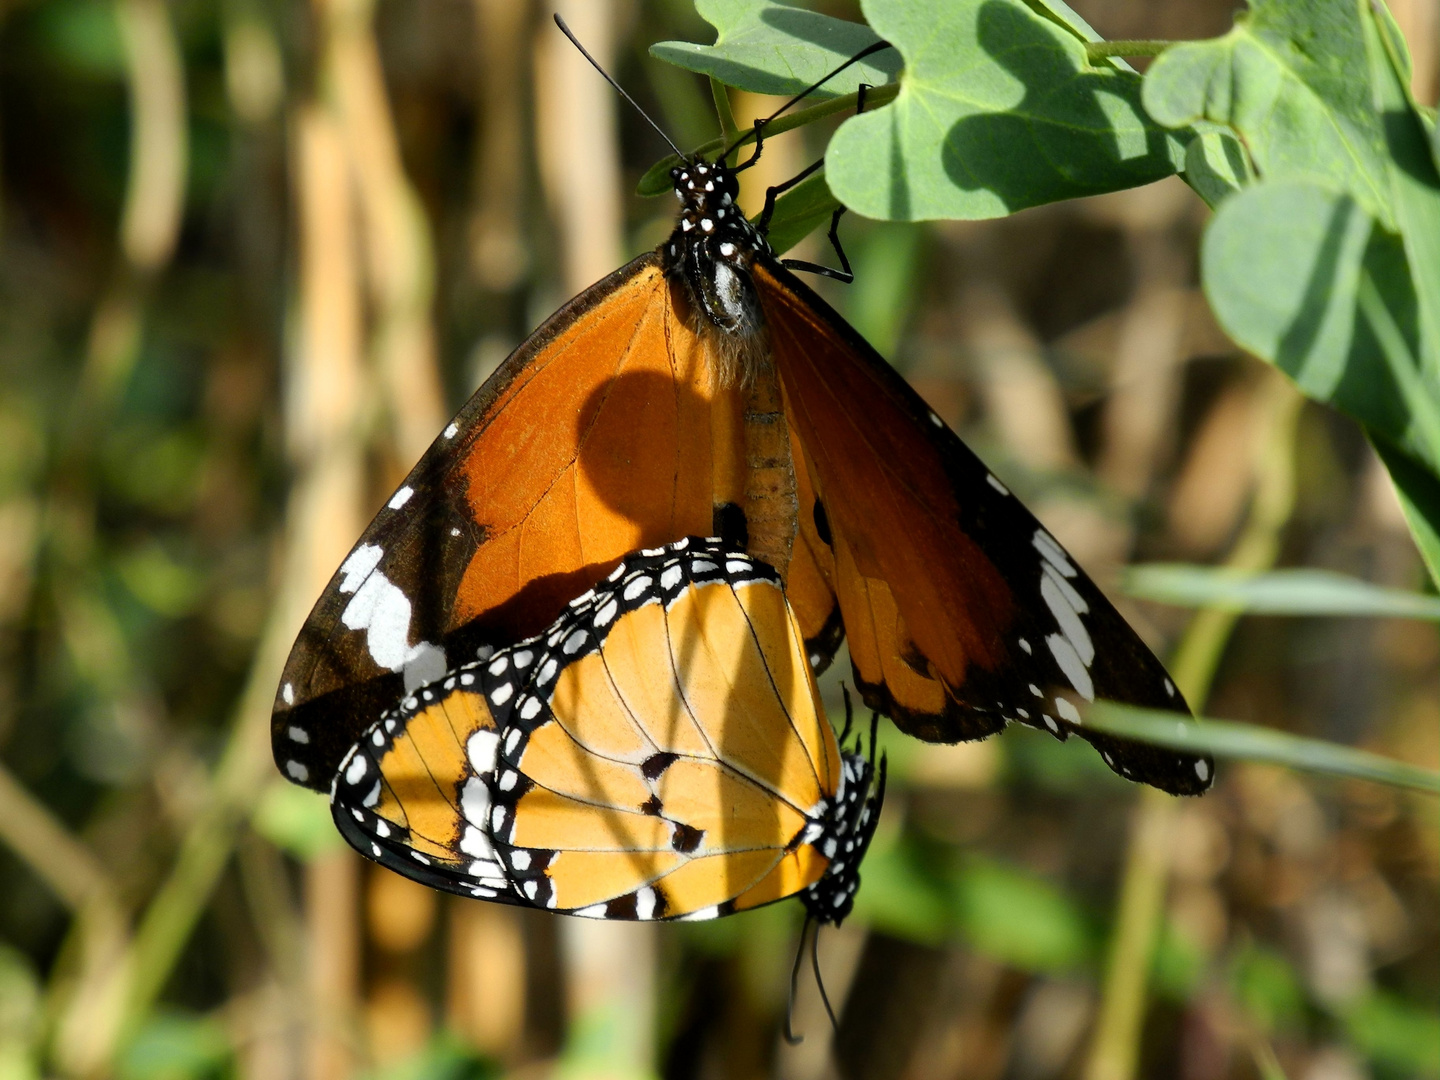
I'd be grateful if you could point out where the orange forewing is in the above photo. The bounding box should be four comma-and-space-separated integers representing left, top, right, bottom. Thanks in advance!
274, 256, 749, 790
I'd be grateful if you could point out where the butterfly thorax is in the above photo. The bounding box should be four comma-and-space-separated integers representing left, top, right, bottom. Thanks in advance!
662, 158, 770, 363
660, 156, 796, 577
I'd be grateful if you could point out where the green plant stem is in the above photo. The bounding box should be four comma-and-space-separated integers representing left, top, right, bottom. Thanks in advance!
1085, 40, 1175, 61
710, 76, 739, 164
637, 82, 899, 196
1083, 706, 1440, 793
1083, 373, 1304, 1080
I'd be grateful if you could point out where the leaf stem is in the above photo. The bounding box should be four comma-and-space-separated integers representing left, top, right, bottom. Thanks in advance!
1085, 39, 1175, 61
710, 76, 739, 164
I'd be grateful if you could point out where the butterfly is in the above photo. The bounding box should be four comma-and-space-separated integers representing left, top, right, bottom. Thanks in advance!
328, 536, 884, 922
273, 27, 1212, 920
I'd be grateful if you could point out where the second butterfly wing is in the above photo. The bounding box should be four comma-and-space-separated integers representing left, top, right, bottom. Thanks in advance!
329, 538, 882, 922
757, 262, 1214, 796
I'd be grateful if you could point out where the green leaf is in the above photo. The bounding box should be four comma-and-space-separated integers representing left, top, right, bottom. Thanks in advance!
953, 857, 1092, 972
1342, 991, 1440, 1077
1362, 0, 1440, 382
850, 832, 954, 944
1230, 945, 1307, 1035
118, 1011, 231, 1080
1371, 435, 1440, 585
854, 832, 1093, 969
826, 0, 1186, 220
1181, 128, 1254, 208
1123, 564, 1440, 618
649, 0, 898, 99
1084, 702, 1440, 793
1200, 179, 1440, 474
251, 781, 345, 861
1141, 0, 1393, 226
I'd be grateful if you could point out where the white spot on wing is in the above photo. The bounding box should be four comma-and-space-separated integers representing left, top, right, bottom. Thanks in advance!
443, 422, 458, 438
345, 755, 368, 784
282, 682, 295, 705
1195, 759, 1210, 781
460, 825, 493, 858
678, 905, 720, 922
285, 760, 309, 782
1054, 698, 1082, 725
340, 560, 446, 684
1041, 571, 1094, 666
986, 473, 1010, 495
635, 887, 658, 920
1046, 634, 1094, 701
467, 731, 499, 773
1033, 530, 1077, 577
338, 544, 384, 594
388, 486, 414, 510
287, 725, 310, 744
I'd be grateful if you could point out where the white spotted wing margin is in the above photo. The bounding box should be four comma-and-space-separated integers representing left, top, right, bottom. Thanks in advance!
759, 262, 1215, 797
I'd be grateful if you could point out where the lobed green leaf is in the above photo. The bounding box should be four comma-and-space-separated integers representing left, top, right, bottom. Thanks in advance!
825, 0, 1186, 221
649, 0, 897, 99
1142, 0, 1394, 225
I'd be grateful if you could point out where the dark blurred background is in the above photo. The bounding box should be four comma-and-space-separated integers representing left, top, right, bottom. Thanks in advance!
0, 1, 1436, 1079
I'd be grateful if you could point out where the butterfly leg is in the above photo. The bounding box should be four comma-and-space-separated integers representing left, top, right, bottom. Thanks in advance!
768, 84, 873, 283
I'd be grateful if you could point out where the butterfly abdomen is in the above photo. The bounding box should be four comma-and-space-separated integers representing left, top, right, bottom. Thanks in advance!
742, 361, 798, 581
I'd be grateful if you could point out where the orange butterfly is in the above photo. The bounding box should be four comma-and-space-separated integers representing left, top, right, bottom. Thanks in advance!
272, 25, 1210, 923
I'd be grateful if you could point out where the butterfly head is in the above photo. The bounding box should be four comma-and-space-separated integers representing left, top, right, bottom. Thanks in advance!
663, 157, 771, 358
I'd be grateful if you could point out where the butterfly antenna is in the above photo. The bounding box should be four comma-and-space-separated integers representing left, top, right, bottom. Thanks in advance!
868, 709, 881, 768
553, 14, 684, 159
784, 915, 813, 1045
812, 922, 840, 1035
722, 38, 893, 162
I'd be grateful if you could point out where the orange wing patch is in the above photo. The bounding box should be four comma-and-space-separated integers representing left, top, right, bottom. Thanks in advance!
760, 262, 1017, 741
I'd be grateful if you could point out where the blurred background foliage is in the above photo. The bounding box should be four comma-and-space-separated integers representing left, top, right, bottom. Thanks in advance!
0, 1, 1436, 1079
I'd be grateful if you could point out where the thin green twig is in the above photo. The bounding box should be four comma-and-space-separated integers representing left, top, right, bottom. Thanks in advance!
710, 76, 739, 165
1083, 705, 1440, 793
1085, 40, 1175, 61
